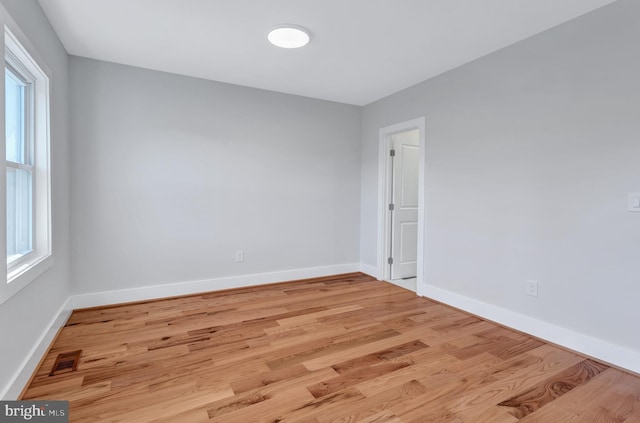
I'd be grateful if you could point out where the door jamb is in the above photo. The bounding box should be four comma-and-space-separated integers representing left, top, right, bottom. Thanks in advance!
377, 117, 426, 295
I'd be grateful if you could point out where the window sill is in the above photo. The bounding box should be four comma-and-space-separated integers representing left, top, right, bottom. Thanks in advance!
1, 254, 53, 305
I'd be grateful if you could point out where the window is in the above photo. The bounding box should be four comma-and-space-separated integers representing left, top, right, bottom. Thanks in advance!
6, 54, 34, 267
1, 26, 51, 304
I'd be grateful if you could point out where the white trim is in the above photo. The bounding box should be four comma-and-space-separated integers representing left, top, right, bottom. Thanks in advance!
423, 284, 640, 375
2, 26, 53, 305
71, 263, 361, 309
377, 117, 426, 295
0, 297, 73, 400
359, 263, 378, 279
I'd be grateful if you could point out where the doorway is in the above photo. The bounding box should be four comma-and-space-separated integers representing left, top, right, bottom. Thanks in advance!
377, 118, 425, 294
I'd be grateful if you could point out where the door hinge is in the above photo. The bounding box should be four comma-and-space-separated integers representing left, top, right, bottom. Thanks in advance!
388, 203, 394, 211
388, 257, 393, 265
390, 149, 396, 157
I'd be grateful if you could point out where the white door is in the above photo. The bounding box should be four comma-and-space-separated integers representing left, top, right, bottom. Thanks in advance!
390, 130, 419, 280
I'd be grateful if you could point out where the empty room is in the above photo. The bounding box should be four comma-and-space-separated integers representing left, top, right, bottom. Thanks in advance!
1, 0, 639, 421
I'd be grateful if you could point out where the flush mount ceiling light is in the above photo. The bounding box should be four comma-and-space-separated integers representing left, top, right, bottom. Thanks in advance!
267, 24, 310, 49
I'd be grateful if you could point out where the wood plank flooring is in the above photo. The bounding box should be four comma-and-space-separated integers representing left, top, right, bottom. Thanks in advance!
22, 273, 640, 422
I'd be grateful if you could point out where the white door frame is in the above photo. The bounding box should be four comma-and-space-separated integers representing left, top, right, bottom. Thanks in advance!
377, 117, 426, 296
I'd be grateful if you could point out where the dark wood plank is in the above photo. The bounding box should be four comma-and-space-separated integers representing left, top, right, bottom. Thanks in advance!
498, 359, 609, 418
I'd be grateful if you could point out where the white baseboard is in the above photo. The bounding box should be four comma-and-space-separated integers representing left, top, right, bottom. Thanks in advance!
358, 262, 417, 293
71, 263, 361, 309
1, 297, 73, 400
422, 283, 640, 375
359, 263, 379, 279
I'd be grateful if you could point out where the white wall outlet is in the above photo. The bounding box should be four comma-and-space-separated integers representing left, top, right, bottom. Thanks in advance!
526, 280, 538, 297
628, 193, 640, 212
235, 250, 244, 263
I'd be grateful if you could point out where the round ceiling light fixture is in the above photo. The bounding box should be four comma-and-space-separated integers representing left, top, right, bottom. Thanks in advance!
267, 24, 310, 49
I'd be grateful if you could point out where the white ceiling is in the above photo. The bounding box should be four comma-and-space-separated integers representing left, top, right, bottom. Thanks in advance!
38, 0, 617, 106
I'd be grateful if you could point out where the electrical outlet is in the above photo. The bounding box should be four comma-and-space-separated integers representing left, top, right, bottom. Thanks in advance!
235, 250, 244, 263
526, 280, 538, 297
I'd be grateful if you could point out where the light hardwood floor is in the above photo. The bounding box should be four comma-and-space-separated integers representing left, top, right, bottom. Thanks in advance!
22, 273, 640, 422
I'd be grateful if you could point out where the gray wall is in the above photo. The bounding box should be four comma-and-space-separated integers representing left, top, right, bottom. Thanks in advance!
70, 58, 361, 294
0, 0, 70, 394
361, 0, 640, 351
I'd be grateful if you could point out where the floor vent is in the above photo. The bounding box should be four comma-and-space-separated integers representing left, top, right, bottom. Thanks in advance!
50, 350, 82, 376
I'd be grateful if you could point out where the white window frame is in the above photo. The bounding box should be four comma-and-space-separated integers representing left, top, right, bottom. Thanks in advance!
1, 26, 52, 305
